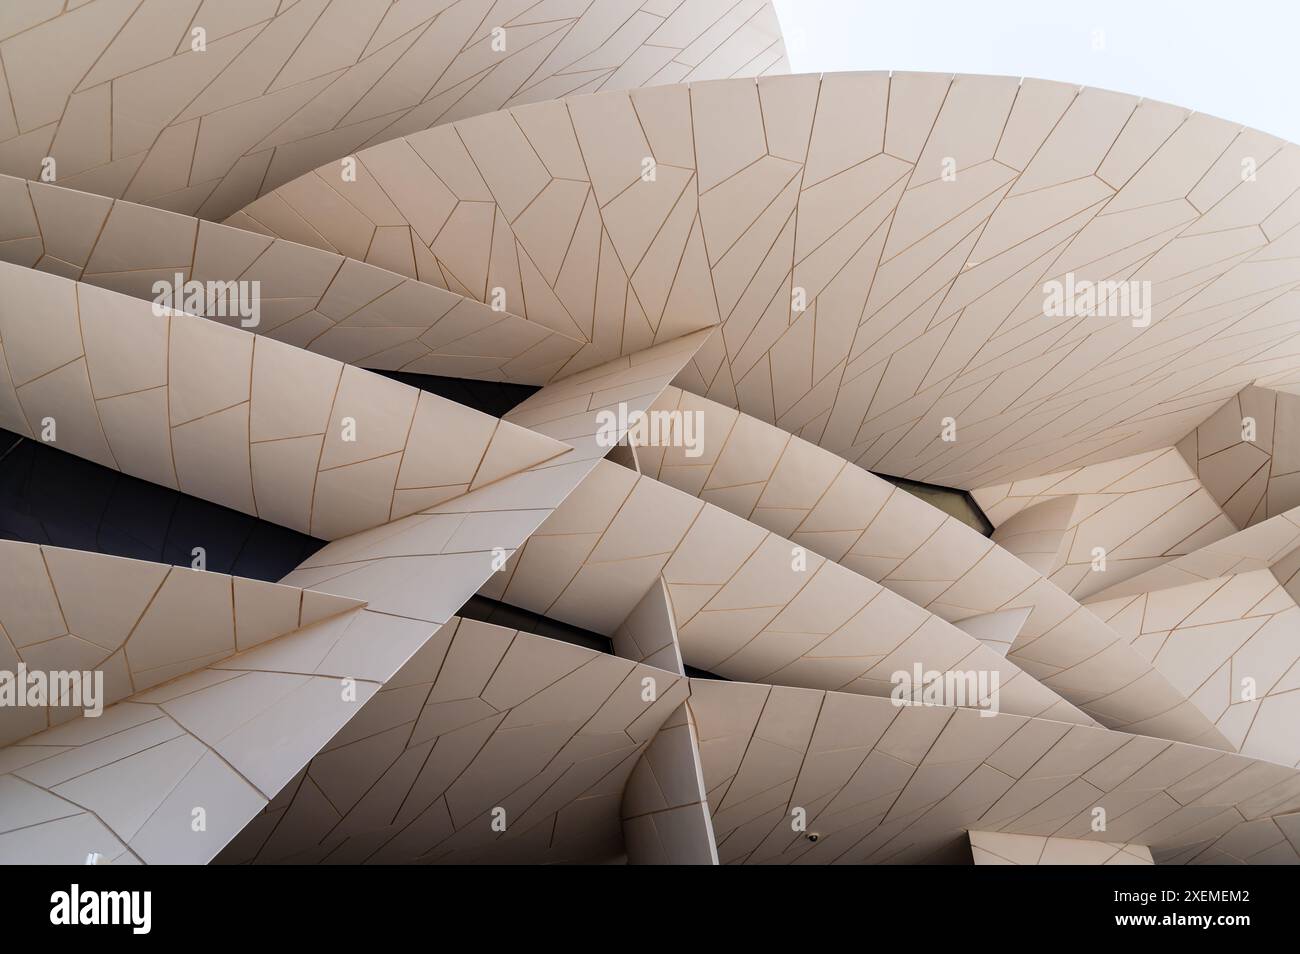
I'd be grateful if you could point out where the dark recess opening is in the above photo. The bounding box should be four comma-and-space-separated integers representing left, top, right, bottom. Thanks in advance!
0, 430, 324, 581
872, 472, 994, 536
372, 370, 539, 417
457, 594, 612, 653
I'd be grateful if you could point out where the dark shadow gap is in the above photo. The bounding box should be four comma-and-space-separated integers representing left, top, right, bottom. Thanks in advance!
872, 472, 994, 536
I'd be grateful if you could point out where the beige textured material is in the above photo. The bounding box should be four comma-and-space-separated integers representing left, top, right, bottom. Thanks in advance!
0, 618, 394, 863
503, 329, 713, 461
613, 578, 683, 673
215, 617, 690, 864
1160, 810, 1300, 864
237, 73, 1300, 487
0, 282, 711, 864
0, 346, 682, 862
621, 702, 718, 865
0, 540, 364, 746
969, 830, 1154, 865
631, 386, 1228, 747
0, 174, 588, 383
1087, 566, 1300, 767
1087, 504, 1300, 602
974, 447, 1237, 600
0, 1, 788, 219
1177, 385, 1300, 529
4, 13, 1300, 866
608, 576, 717, 863
0, 262, 569, 539
482, 459, 1098, 727
689, 678, 1300, 865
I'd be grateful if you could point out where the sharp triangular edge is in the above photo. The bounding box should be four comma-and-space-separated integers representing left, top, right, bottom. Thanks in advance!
0, 540, 368, 748
0, 263, 568, 542
952, 607, 1033, 657
688, 679, 1300, 865
613, 577, 683, 674
483, 457, 1094, 728
609, 578, 718, 865
503, 328, 714, 462
621, 701, 720, 866
215, 615, 691, 864
1084, 502, 1300, 603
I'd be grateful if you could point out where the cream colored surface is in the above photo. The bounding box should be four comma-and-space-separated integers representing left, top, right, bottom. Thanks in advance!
1177, 385, 1300, 529
482, 459, 1096, 726
689, 678, 1300, 865
612, 577, 682, 672
0, 0, 787, 219
237, 73, 1300, 487
0, 345, 683, 863
608, 576, 717, 863
969, 830, 1153, 865
1087, 566, 1300, 767
0, 623, 391, 863
4, 20, 1300, 866
622, 702, 718, 865
216, 616, 689, 864
503, 328, 712, 461
974, 447, 1237, 600
0, 173, 588, 383
1087, 504, 1300, 602
632, 385, 1227, 747
0, 540, 364, 746
1162, 810, 1300, 864
0, 263, 569, 539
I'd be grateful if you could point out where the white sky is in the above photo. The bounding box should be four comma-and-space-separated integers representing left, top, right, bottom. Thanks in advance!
771, 0, 1300, 144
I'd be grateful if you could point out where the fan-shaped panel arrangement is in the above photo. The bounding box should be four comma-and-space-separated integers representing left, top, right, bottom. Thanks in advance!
2, 4, 1300, 867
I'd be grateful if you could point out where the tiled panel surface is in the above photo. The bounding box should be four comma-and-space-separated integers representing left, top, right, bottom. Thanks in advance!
607, 575, 717, 863
2, 21, 1300, 866
627, 386, 1224, 746
968, 830, 1153, 865
502, 328, 712, 462
215, 617, 689, 864
1161, 810, 1300, 864
236, 73, 1300, 487
1177, 385, 1300, 529
688, 679, 1300, 865
0, 1, 787, 219
0, 174, 587, 384
0, 540, 364, 745
974, 447, 1237, 600
0, 432, 612, 863
0, 263, 569, 539
276, 329, 708, 620
1088, 567, 1300, 767
482, 459, 1099, 727
0, 614, 406, 864
613, 577, 682, 673
1087, 504, 1300, 602
621, 702, 718, 865
0, 430, 325, 580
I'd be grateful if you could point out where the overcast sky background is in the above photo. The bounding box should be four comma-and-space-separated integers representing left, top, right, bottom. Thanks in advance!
771, 0, 1300, 144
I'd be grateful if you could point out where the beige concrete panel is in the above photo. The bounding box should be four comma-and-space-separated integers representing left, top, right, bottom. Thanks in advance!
214, 619, 689, 864
491, 461, 1090, 725
969, 830, 1154, 865
0, 2, 787, 217
239, 74, 1300, 492
0, 540, 364, 746
0, 262, 568, 539
690, 679, 1300, 865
